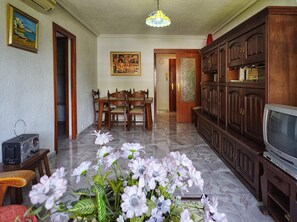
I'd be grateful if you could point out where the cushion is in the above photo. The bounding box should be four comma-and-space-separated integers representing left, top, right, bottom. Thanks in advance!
0, 205, 37, 222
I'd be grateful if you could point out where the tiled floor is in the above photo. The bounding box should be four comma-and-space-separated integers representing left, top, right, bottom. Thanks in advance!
22, 112, 274, 222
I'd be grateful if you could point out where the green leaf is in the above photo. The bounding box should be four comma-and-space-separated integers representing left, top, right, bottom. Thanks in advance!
108, 179, 123, 194
130, 216, 144, 222
91, 184, 105, 197
68, 198, 96, 215
72, 188, 91, 197
96, 191, 106, 222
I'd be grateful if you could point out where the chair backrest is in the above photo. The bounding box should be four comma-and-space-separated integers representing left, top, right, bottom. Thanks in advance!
129, 91, 146, 107
133, 89, 149, 98
115, 88, 132, 97
92, 89, 100, 100
108, 90, 127, 99
107, 90, 129, 108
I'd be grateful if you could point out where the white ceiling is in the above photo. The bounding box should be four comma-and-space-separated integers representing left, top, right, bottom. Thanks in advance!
57, 0, 259, 36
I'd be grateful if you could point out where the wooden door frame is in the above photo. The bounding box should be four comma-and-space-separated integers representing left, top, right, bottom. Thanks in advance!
53, 23, 77, 153
154, 49, 200, 122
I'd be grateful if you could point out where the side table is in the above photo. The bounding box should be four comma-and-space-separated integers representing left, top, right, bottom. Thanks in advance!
0, 149, 51, 204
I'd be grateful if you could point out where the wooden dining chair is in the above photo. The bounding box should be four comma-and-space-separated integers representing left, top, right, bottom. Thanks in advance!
128, 91, 146, 131
133, 89, 149, 98
92, 89, 108, 126
107, 91, 129, 130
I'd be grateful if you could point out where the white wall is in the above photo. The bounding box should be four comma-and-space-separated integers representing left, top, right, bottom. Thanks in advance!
0, 0, 98, 162
156, 54, 176, 111
97, 35, 205, 119
214, 0, 297, 38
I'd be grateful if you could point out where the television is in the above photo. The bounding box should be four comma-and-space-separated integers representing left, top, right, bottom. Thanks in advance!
263, 103, 297, 179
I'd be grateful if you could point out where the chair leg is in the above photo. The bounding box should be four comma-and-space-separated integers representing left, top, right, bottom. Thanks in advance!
143, 112, 146, 131
108, 112, 111, 130
123, 113, 126, 131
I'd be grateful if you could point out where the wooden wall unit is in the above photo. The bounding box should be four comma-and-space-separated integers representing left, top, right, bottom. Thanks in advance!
196, 6, 297, 204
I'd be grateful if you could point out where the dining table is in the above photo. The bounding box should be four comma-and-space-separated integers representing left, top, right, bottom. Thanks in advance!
96, 96, 153, 131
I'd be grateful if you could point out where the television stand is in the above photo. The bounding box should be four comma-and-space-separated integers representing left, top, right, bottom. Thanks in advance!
260, 156, 297, 222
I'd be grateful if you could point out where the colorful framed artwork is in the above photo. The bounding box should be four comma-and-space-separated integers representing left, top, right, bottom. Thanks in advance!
110, 52, 141, 76
7, 4, 39, 53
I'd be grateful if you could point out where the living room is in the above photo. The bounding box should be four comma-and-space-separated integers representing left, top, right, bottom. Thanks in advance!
1, 0, 297, 221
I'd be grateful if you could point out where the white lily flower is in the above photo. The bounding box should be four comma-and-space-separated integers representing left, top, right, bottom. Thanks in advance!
170, 151, 193, 168
104, 151, 121, 168
152, 195, 171, 214
29, 174, 67, 210
146, 160, 168, 190
187, 166, 204, 191
121, 185, 148, 218
121, 142, 145, 159
92, 130, 113, 145
71, 161, 92, 183
146, 208, 164, 222
129, 157, 149, 188
180, 209, 194, 222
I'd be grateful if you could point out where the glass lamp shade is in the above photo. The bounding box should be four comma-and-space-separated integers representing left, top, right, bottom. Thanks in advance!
146, 10, 171, 27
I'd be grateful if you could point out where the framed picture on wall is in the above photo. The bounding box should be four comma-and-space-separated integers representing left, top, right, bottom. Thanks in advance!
7, 4, 39, 53
110, 52, 141, 76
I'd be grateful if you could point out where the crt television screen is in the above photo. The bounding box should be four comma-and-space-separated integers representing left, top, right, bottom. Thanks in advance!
267, 110, 297, 158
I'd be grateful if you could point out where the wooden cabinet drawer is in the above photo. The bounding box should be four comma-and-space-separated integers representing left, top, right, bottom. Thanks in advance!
197, 117, 212, 145
266, 168, 290, 196
221, 132, 236, 167
212, 126, 221, 154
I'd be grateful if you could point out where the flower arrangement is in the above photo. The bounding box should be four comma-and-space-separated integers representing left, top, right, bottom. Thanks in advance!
27, 131, 227, 222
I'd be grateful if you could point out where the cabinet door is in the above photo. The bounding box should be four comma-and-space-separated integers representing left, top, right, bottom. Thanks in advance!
243, 25, 265, 65
243, 88, 265, 143
209, 85, 218, 117
197, 116, 212, 145
227, 37, 243, 68
227, 87, 242, 133
202, 53, 210, 73
236, 143, 256, 187
219, 86, 226, 124
201, 85, 209, 114
209, 49, 218, 73
212, 126, 221, 154
218, 44, 226, 82
221, 132, 236, 167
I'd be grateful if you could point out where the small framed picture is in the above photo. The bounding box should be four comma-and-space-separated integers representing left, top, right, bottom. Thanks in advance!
110, 52, 141, 76
7, 4, 39, 53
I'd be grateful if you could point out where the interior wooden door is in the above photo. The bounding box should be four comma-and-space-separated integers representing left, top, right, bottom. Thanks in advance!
176, 51, 200, 122
169, 59, 176, 112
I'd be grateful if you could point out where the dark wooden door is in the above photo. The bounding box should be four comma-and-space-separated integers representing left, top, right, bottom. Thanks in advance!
176, 51, 200, 122
227, 37, 243, 68
218, 43, 226, 82
209, 85, 218, 117
169, 59, 176, 112
202, 53, 209, 73
219, 85, 226, 125
236, 143, 256, 187
243, 88, 265, 143
243, 25, 265, 65
221, 132, 236, 167
209, 49, 218, 73
227, 87, 242, 133
201, 84, 209, 114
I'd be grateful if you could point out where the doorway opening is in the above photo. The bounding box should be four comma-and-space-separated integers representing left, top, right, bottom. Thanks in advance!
154, 49, 201, 123
56, 34, 68, 138
155, 54, 176, 120
53, 23, 77, 153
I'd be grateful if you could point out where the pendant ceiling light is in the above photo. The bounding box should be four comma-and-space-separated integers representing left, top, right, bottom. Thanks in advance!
146, 0, 171, 27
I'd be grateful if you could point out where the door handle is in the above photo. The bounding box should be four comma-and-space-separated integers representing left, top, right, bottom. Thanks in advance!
177, 83, 180, 92
171, 83, 174, 90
